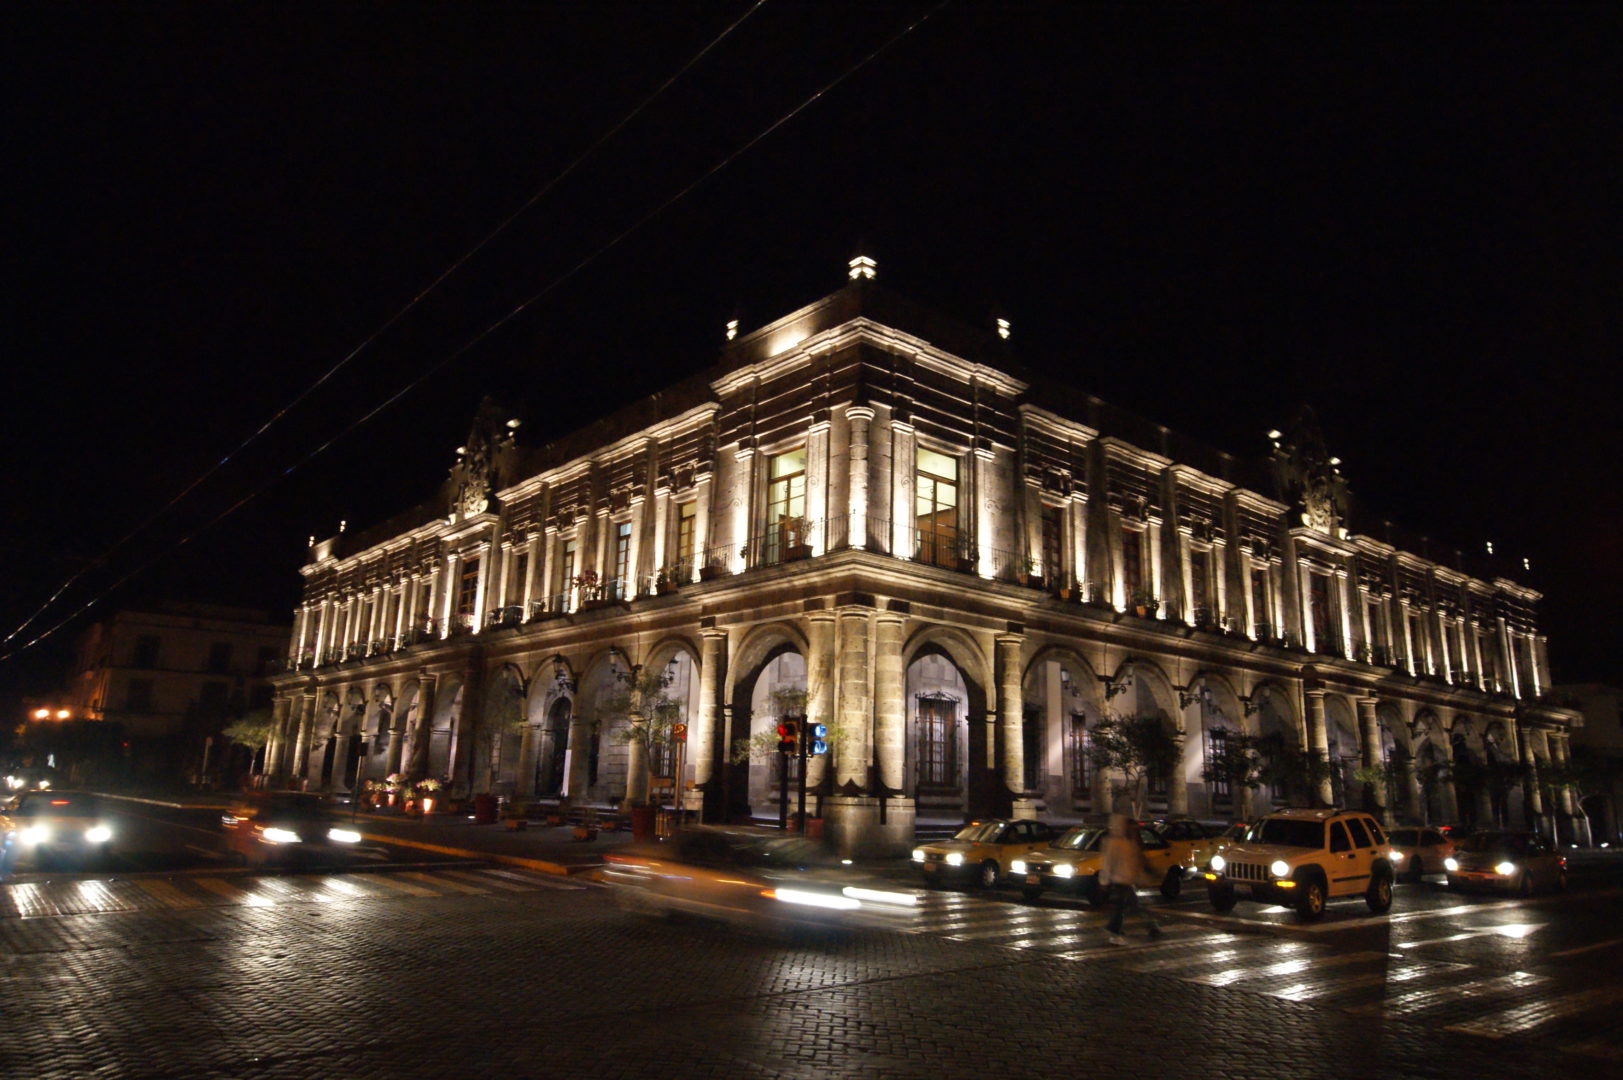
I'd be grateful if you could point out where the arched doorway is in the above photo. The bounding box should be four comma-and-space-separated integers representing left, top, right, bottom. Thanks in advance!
426, 678, 461, 785
906, 648, 974, 819
740, 652, 806, 819
482, 665, 526, 796
1252, 684, 1298, 813
1021, 650, 1105, 816
1324, 696, 1361, 808
361, 684, 393, 783
1189, 676, 1246, 821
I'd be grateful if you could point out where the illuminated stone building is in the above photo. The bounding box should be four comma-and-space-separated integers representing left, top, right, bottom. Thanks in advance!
265, 261, 1582, 854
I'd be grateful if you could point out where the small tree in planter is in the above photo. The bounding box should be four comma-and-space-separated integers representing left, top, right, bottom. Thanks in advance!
1086, 714, 1180, 818
1253, 734, 1335, 808
221, 706, 277, 785
597, 665, 686, 813
1201, 727, 1264, 819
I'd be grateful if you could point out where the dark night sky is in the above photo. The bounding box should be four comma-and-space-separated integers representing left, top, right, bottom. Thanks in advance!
4, 2, 1619, 707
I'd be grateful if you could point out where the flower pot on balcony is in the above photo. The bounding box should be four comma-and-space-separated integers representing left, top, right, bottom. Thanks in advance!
784, 543, 812, 561
699, 565, 726, 581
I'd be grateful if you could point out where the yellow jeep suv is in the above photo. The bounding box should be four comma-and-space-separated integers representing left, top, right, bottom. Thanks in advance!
1201, 807, 1396, 921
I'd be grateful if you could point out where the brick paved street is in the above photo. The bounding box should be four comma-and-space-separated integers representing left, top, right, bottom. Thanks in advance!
3, 863, 1619, 1079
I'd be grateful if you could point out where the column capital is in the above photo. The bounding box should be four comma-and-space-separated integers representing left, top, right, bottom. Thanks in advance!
845, 405, 875, 422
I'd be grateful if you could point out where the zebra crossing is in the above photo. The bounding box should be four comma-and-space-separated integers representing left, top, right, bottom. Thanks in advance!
903, 891, 1623, 1059
0, 864, 588, 920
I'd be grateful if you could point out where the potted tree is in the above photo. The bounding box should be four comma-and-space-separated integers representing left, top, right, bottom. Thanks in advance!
1131, 589, 1158, 617
600, 665, 686, 840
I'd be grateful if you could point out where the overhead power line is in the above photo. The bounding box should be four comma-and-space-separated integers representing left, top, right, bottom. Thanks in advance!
0, 0, 771, 651
0, 0, 949, 665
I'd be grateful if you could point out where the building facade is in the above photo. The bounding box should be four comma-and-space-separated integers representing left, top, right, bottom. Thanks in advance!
266, 264, 1582, 854
58, 602, 289, 783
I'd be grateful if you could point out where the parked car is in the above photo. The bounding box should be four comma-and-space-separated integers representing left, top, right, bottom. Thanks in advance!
1011, 823, 1182, 903
1386, 826, 1455, 882
1149, 816, 1222, 872
0, 790, 114, 870
220, 791, 364, 867
911, 818, 1060, 889
603, 827, 920, 933
1444, 830, 1565, 895
1202, 808, 1397, 920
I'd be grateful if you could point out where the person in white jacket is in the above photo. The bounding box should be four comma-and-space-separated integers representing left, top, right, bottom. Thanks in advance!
1100, 813, 1163, 945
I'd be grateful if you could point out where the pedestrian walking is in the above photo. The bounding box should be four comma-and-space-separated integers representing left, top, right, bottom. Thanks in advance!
1100, 813, 1162, 946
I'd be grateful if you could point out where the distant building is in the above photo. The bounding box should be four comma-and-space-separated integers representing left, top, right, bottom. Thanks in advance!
267, 262, 1583, 854
1559, 683, 1623, 845
61, 602, 289, 783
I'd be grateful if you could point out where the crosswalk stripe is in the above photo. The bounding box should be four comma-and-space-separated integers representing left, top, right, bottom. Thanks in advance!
395, 870, 490, 895
1186, 950, 1386, 988
133, 878, 208, 909
1445, 983, 1623, 1037
1270, 959, 1462, 1002
191, 876, 270, 905
359, 872, 447, 897
1129, 939, 1305, 974
438, 869, 540, 892
7, 882, 61, 918
1347, 970, 1549, 1017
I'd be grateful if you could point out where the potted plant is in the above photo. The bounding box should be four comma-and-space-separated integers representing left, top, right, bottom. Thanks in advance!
1018, 555, 1044, 589
699, 561, 727, 581
655, 568, 680, 595
1131, 589, 1157, 617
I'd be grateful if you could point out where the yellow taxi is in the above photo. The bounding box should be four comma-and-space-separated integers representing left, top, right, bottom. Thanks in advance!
1010, 823, 1182, 903
1150, 816, 1222, 873
912, 819, 1059, 890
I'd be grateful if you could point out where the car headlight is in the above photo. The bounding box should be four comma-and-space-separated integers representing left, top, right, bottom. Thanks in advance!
1270, 860, 1291, 879
945, 852, 964, 867
1054, 864, 1075, 878
770, 887, 860, 911
911, 848, 926, 863
1444, 857, 1459, 872
20, 825, 48, 845
1494, 861, 1518, 877
85, 826, 112, 844
1209, 854, 1226, 873
327, 828, 361, 844
842, 886, 919, 907
1389, 851, 1404, 862
261, 827, 300, 844
1010, 859, 1027, 875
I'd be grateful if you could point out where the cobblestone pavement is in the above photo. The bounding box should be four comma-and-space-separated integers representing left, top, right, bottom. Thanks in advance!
3, 867, 1618, 1079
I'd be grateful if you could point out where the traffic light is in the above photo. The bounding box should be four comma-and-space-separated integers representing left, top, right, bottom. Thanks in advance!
776, 720, 799, 753
807, 722, 829, 756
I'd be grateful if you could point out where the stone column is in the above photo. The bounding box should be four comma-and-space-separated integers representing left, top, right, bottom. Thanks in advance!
407, 674, 437, 779
624, 720, 649, 808
330, 704, 359, 793
266, 696, 292, 782
997, 633, 1038, 818
1304, 689, 1333, 807
1356, 697, 1385, 816
691, 628, 727, 818
806, 419, 831, 553
1435, 724, 1461, 824
1517, 722, 1544, 834
845, 407, 874, 549
650, 489, 671, 584
804, 612, 836, 793
516, 723, 538, 798
384, 698, 406, 777
873, 613, 908, 795
890, 420, 916, 557
834, 606, 872, 789
291, 692, 316, 788
522, 534, 540, 609
692, 474, 713, 576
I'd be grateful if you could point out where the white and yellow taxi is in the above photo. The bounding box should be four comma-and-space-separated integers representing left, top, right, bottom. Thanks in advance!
1010, 824, 1183, 903
1150, 816, 1222, 873
912, 819, 1059, 890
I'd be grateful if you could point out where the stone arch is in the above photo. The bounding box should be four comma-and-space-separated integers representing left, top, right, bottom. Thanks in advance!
1375, 702, 1412, 821
359, 682, 395, 783
426, 675, 463, 784
1411, 709, 1448, 825
1182, 670, 1248, 821
904, 639, 993, 818
725, 624, 807, 821
1323, 694, 1361, 808
573, 650, 634, 803
1109, 660, 1179, 815
1249, 681, 1298, 813
902, 624, 993, 701
392, 680, 418, 779
481, 663, 528, 796
641, 636, 703, 800
1022, 645, 1106, 813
